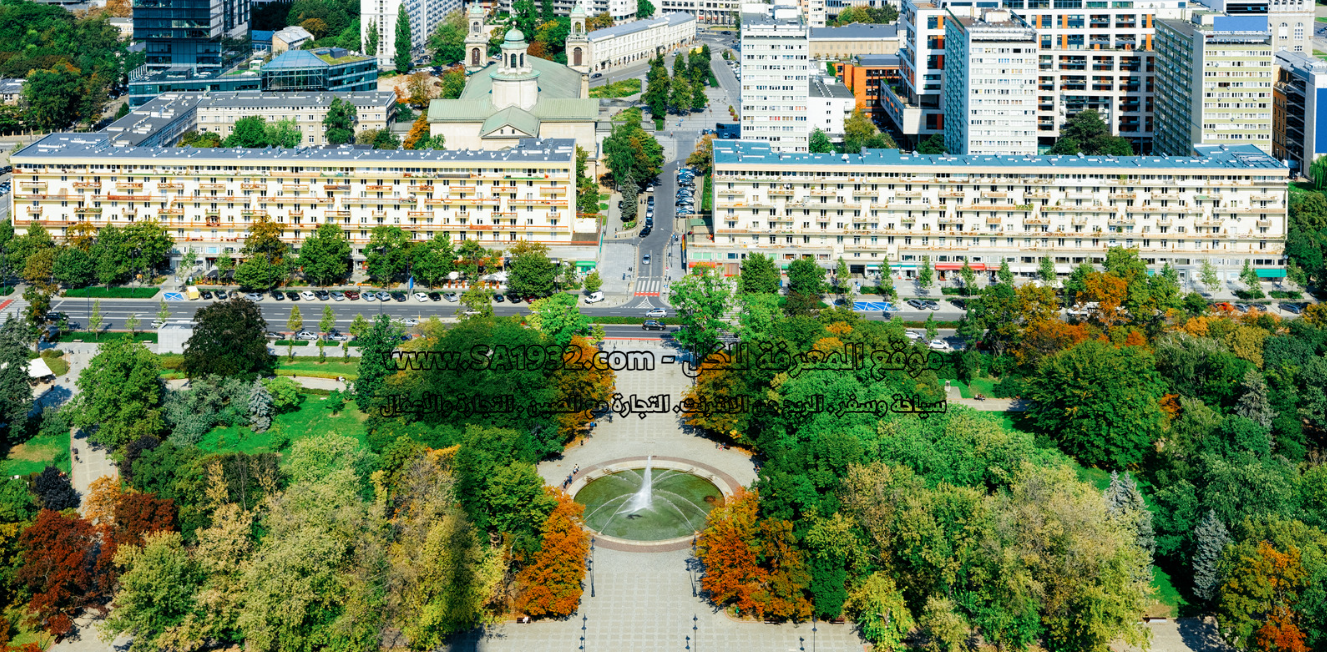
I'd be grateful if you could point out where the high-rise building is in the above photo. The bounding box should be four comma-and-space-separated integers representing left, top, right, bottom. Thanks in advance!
656, 0, 737, 25
1154, 14, 1274, 156
127, 0, 255, 105
942, 9, 1038, 155
362, 0, 462, 70
1272, 50, 1327, 175
740, 0, 811, 152
1194, 0, 1312, 54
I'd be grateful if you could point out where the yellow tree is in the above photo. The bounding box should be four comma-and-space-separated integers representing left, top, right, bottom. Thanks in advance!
403, 112, 430, 150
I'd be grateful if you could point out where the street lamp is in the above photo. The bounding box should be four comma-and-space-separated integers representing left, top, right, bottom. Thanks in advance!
812, 618, 817, 652
693, 614, 698, 652
589, 537, 596, 597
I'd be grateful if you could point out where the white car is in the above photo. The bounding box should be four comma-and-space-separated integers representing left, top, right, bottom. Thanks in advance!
645, 308, 666, 318
299, 291, 316, 301
904, 330, 924, 341
363, 292, 378, 302
414, 292, 430, 302
394, 317, 420, 327
928, 339, 950, 351
295, 331, 320, 341
585, 291, 605, 303
461, 309, 482, 316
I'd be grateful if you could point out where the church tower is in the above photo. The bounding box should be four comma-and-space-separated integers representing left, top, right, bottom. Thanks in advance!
491, 28, 541, 111
567, 0, 590, 74
464, 3, 488, 73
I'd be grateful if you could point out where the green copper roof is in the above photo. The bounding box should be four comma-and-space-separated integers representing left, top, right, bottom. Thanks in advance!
505, 28, 525, 43
481, 106, 541, 137
459, 55, 583, 100
426, 55, 596, 125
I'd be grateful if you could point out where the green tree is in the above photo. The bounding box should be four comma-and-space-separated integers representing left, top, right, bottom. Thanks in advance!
426, 10, 467, 65
183, 299, 272, 379
836, 257, 854, 306
1038, 256, 1056, 286
366, 20, 380, 59
739, 253, 780, 295
53, 246, 96, 288
88, 300, 103, 340
323, 98, 358, 145
637, 0, 655, 17
575, 146, 601, 216
959, 259, 977, 293
74, 339, 164, 450
916, 134, 947, 154
670, 266, 731, 355
22, 63, 87, 130
507, 241, 556, 298
1200, 258, 1221, 294
787, 257, 826, 298
669, 73, 690, 114
808, 128, 834, 154
459, 287, 493, 318
528, 293, 593, 347
846, 573, 914, 651
353, 315, 401, 414
156, 300, 170, 324
394, 10, 413, 74
411, 237, 456, 287
601, 108, 663, 189
997, 259, 1015, 285
223, 116, 271, 148
842, 109, 895, 154
1239, 259, 1264, 298
366, 226, 414, 285
621, 174, 638, 222
644, 56, 670, 119
690, 77, 708, 112
298, 223, 351, 286
1104, 471, 1156, 560
917, 255, 934, 289
583, 270, 602, 295
924, 312, 938, 341
1048, 109, 1133, 156
0, 318, 34, 429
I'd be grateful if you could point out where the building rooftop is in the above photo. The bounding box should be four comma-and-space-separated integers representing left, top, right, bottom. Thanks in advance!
855, 54, 900, 67
460, 55, 585, 101
1276, 50, 1327, 78
713, 140, 1289, 171
102, 93, 209, 146
809, 22, 898, 40
18, 133, 579, 164
0, 78, 25, 94
588, 12, 694, 41
809, 77, 854, 99
195, 90, 397, 110
263, 48, 373, 70
273, 25, 314, 43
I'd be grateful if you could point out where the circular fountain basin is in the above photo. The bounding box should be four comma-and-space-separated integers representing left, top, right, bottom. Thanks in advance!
574, 468, 722, 541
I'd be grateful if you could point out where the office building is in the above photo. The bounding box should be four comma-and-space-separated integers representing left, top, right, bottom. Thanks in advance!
1273, 50, 1327, 175
809, 77, 855, 139
694, 140, 1288, 285
127, 0, 254, 106
942, 9, 1038, 155
809, 23, 900, 60
582, 11, 697, 73
261, 49, 379, 93
1154, 14, 1274, 156
740, 0, 812, 152
1195, 0, 1312, 54
657, 0, 738, 25
835, 54, 901, 126
9, 134, 587, 268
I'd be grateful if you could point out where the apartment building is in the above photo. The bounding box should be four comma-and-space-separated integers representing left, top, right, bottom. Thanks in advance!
942, 9, 1038, 155
1272, 50, 1327, 175
583, 12, 697, 73
502, 0, 635, 22
809, 77, 855, 139
740, 0, 812, 152
885, 0, 1189, 152
694, 140, 1288, 284
363, 0, 464, 70
1196, 0, 1312, 54
658, 0, 738, 25
834, 55, 902, 126
8, 134, 583, 266
194, 92, 397, 146
1154, 14, 1274, 156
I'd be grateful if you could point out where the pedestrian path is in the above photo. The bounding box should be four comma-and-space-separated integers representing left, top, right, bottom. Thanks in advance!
635, 279, 663, 296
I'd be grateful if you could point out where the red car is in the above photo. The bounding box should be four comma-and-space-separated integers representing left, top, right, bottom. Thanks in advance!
344, 290, 361, 300
1212, 302, 1236, 312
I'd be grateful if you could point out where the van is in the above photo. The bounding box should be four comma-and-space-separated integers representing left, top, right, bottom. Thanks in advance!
186, 286, 201, 300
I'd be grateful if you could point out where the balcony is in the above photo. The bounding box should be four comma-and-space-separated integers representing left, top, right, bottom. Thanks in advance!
769, 188, 795, 196
323, 184, 350, 191
1109, 217, 1136, 226
327, 210, 351, 218
1257, 219, 1273, 228
20, 182, 47, 191
158, 183, 184, 191
198, 183, 226, 191
986, 217, 1003, 224
809, 189, 838, 197
242, 209, 269, 217
242, 183, 265, 190
1024, 216, 1051, 225
26, 206, 42, 216
366, 185, 394, 191
1110, 192, 1136, 200
116, 182, 143, 191
72, 181, 100, 189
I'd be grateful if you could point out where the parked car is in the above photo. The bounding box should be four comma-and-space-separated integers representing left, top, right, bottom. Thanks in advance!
906, 299, 927, 310
443, 292, 459, 302
461, 309, 482, 316
923, 300, 940, 310
904, 330, 924, 341
646, 185, 655, 193
645, 308, 666, 318
586, 291, 605, 303
592, 72, 603, 78
427, 292, 442, 301
1213, 302, 1236, 311
327, 332, 351, 342
642, 320, 666, 331
286, 291, 300, 301
414, 292, 430, 302
271, 290, 285, 301
345, 290, 361, 300
1235, 303, 1251, 313
152, 319, 167, 329
928, 339, 950, 351
376, 291, 392, 301
507, 294, 523, 304
245, 292, 263, 301
200, 290, 214, 300
314, 291, 331, 301
394, 317, 419, 327
300, 290, 316, 301
1281, 302, 1305, 314
266, 331, 282, 340
391, 292, 408, 302
330, 291, 346, 301
640, 226, 652, 237
363, 292, 378, 302
295, 331, 319, 341
493, 294, 505, 302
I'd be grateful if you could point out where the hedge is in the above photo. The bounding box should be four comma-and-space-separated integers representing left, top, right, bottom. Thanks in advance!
63, 287, 161, 299
590, 316, 684, 325
62, 331, 158, 343
0, 286, 14, 296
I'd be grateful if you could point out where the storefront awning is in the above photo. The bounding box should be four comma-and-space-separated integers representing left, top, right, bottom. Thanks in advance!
865, 265, 880, 271
935, 263, 963, 271
575, 261, 597, 269
1256, 268, 1287, 278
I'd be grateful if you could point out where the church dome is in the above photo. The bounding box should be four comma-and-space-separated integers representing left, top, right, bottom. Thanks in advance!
504, 28, 526, 43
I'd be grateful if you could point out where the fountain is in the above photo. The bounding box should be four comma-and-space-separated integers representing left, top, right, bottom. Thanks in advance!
574, 463, 722, 541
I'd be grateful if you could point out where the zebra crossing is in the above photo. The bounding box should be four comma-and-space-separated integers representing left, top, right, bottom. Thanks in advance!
634, 279, 663, 296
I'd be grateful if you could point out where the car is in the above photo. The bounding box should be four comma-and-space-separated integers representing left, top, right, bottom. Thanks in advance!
618, 200, 624, 209
363, 292, 378, 302
906, 298, 927, 310
245, 292, 264, 301
643, 254, 651, 265
272, 290, 285, 301
330, 291, 346, 301
646, 185, 655, 193
1281, 302, 1305, 314
592, 72, 603, 78
391, 292, 408, 302
904, 330, 924, 341
295, 331, 319, 341
427, 292, 442, 301
923, 300, 940, 310
642, 320, 667, 331
326, 332, 351, 342
461, 309, 482, 316
266, 331, 282, 340
377, 291, 392, 301
415, 292, 430, 302
443, 292, 459, 302
507, 294, 523, 304
641, 226, 652, 237
1235, 303, 1251, 313
345, 290, 361, 300
494, 294, 505, 302
1213, 302, 1236, 311
199, 290, 213, 300
394, 317, 419, 327
287, 291, 301, 301
314, 291, 331, 301
645, 308, 666, 318
928, 339, 951, 351
586, 291, 605, 303
300, 291, 316, 301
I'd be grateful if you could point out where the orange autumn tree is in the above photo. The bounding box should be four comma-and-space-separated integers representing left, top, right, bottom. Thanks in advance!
17, 511, 101, 636
1016, 319, 1093, 368
1082, 271, 1129, 328
514, 490, 589, 619
753, 519, 813, 621
1218, 540, 1308, 650
1255, 605, 1308, 652
402, 112, 430, 150
551, 336, 616, 443
696, 488, 767, 617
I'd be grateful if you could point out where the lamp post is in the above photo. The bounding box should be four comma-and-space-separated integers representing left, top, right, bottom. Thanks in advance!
812, 618, 817, 652
589, 537, 596, 598
693, 614, 698, 652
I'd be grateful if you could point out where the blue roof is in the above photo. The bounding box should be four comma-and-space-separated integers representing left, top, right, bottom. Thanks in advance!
262, 50, 327, 70
252, 30, 274, 42
1212, 15, 1268, 32
713, 141, 1289, 172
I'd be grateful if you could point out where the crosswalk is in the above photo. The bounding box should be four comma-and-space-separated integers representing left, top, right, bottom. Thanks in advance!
634, 279, 662, 296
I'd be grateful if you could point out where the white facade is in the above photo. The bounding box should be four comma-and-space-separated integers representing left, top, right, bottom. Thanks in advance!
405, 0, 464, 56
1196, 0, 1311, 53
808, 77, 854, 139
658, 0, 738, 25
943, 10, 1039, 155
584, 12, 697, 72
740, 1, 811, 152
362, 0, 461, 69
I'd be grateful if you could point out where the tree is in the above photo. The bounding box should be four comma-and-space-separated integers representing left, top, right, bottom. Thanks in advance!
1200, 258, 1222, 294
353, 315, 402, 414
1235, 368, 1277, 429
583, 270, 602, 295
808, 128, 834, 154
366, 226, 414, 284
323, 98, 358, 145
411, 237, 456, 287
1104, 471, 1155, 560
644, 56, 670, 119
787, 258, 826, 298
403, 112, 430, 150
696, 488, 766, 616
528, 293, 593, 347
671, 266, 731, 356
319, 305, 336, 338
88, 299, 103, 340
394, 10, 412, 74
298, 223, 351, 286
916, 134, 947, 154
427, 10, 467, 65
959, 259, 977, 293
1217, 540, 1307, 650
102, 531, 203, 652
690, 77, 708, 112
124, 314, 140, 337
1193, 510, 1231, 603
22, 63, 88, 131
917, 255, 934, 289
687, 135, 715, 177
997, 259, 1015, 285
1025, 339, 1165, 468
575, 146, 601, 216
1049, 109, 1133, 156
0, 318, 32, 430
669, 73, 691, 114
53, 246, 95, 288
1038, 256, 1057, 286
842, 109, 895, 154
459, 287, 494, 318
247, 378, 273, 433
587, 11, 613, 29
507, 241, 556, 298
75, 339, 164, 450
373, 128, 402, 150
924, 312, 939, 341
286, 306, 303, 359
183, 299, 273, 380
846, 573, 914, 651
636, 0, 655, 18
513, 491, 589, 619
836, 257, 854, 306
216, 252, 234, 281
34, 466, 79, 511
740, 253, 780, 295
1240, 259, 1265, 298
366, 19, 380, 58
17, 510, 99, 636
621, 174, 638, 223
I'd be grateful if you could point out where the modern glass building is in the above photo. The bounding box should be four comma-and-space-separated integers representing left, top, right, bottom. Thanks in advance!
128, 0, 253, 105
260, 49, 378, 93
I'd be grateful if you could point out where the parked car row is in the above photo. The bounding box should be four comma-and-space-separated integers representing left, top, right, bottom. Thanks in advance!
676, 167, 695, 217
188, 289, 531, 304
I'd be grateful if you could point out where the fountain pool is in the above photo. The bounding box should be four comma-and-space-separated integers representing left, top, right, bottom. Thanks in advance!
574, 467, 723, 541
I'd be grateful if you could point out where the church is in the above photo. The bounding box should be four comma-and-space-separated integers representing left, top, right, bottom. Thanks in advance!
427, 3, 601, 151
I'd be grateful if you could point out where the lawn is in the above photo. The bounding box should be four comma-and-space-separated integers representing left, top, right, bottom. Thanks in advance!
0, 286, 14, 296
1148, 565, 1190, 619
196, 399, 369, 455
59, 331, 158, 343
63, 287, 161, 299
276, 357, 360, 380
40, 349, 68, 376
1317, 17, 1327, 22
589, 78, 642, 98
0, 430, 71, 477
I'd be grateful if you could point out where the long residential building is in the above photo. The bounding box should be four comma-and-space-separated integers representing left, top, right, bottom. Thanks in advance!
582, 12, 697, 73
693, 140, 1288, 284
8, 134, 585, 268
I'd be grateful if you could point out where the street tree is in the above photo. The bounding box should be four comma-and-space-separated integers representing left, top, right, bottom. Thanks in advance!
323, 98, 357, 145
507, 241, 557, 298
528, 293, 593, 347
670, 266, 731, 356
88, 300, 103, 340
1200, 259, 1221, 294
298, 223, 351, 286
366, 226, 414, 285
583, 270, 602, 295
739, 253, 780, 295
286, 306, 303, 360
917, 255, 934, 290
183, 299, 273, 380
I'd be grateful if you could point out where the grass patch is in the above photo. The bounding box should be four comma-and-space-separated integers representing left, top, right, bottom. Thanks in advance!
599, 202, 609, 211
589, 78, 642, 98
654, 117, 664, 131
196, 400, 369, 455
1074, 465, 1114, 492
59, 331, 158, 343
1148, 565, 1189, 619
1317, 17, 1327, 22
701, 174, 713, 213
63, 287, 161, 299
40, 350, 68, 376
0, 286, 14, 296
0, 430, 71, 476
276, 357, 360, 380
